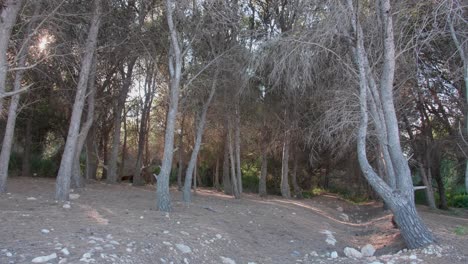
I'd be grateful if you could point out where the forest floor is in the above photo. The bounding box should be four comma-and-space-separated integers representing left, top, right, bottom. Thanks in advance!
0, 177, 467, 264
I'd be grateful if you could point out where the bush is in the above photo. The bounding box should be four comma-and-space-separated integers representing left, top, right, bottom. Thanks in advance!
242, 174, 259, 193
448, 194, 468, 208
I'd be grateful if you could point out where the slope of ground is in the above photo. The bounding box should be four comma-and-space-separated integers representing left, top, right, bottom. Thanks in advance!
0, 177, 467, 264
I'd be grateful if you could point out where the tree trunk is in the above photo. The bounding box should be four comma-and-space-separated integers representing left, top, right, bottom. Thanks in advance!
71, 55, 97, 189
183, 70, 218, 202
281, 119, 291, 199
85, 125, 98, 180
157, 0, 183, 212
177, 117, 184, 190
55, 0, 101, 201
348, 0, 433, 248
119, 106, 128, 180
214, 155, 220, 190
107, 58, 136, 183
419, 164, 436, 209
0, 0, 23, 113
259, 134, 268, 197
223, 131, 232, 195
228, 116, 240, 199
234, 104, 242, 194
22, 117, 32, 177
291, 151, 302, 199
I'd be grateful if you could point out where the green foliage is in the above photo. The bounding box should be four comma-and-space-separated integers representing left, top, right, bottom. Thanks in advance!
241, 161, 260, 193
448, 194, 468, 208
31, 154, 58, 177
302, 187, 327, 198
454, 226, 468, 236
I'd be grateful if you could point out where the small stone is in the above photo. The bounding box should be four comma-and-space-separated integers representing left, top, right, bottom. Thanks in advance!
62, 204, 71, 209
220, 256, 236, 264
175, 244, 192, 254
31, 253, 57, 263
344, 247, 362, 258
163, 241, 172, 246
361, 244, 375, 257
60, 248, 70, 256
216, 234, 222, 239
69, 194, 80, 200
176, 221, 180, 224
409, 255, 417, 260
94, 246, 103, 251
330, 251, 338, 259
339, 213, 349, 222
368, 262, 383, 264
6, 252, 12, 257
310, 251, 318, 257
27, 197, 37, 201
41, 229, 50, 234
337, 206, 343, 212
180, 231, 190, 236
291, 251, 301, 257
109, 240, 120, 245
183, 258, 189, 264
126, 248, 132, 253
140, 216, 144, 219
163, 230, 170, 234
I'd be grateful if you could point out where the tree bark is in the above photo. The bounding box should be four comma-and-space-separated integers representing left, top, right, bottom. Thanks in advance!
223, 130, 232, 195
157, 0, 183, 212
71, 55, 97, 189
259, 137, 268, 197
347, 0, 433, 248
177, 116, 185, 190
0, 1, 38, 191
281, 114, 291, 199
107, 58, 137, 183
419, 164, 436, 209
85, 124, 98, 180
183, 69, 218, 202
228, 116, 240, 198
55, 0, 101, 201
0, 0, 23, 114
214, 155, 220, 190
291, 151, 302, 199
234, 103, 242, 193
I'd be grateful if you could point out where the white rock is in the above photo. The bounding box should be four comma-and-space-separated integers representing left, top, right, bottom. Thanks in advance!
62, 204, 71, 209
109, 240, 120, 245
180, 231, 190, 236
79, 252, 95, 263
337, 206, 343, 212
140, 216, 144, 219
31, 253, 57, 263
310, 251, 318, 257
175, 244, 192, 254
320, 230, 337, 246
183, 258, 189, 264
330, 251, 338, 258
163, 230, 170, 234
368, 262, 383, 264
60, 248, 70, 256
27, 197, 37, 201
409, 254, 417, 260
58, 258, 68, 264
69, 194, 80, 200
40, 229, 50, 234
216, 234, 222, 239
220, 256, 236, 264
361, 244, 375, 257
344, 247, 362, 258
163, 241, 172, 246
126, 248, 132, 253
248, 262, 257, 264
6, 252, 12, 257
339, 213, 349, 222
94, 246, 103, 251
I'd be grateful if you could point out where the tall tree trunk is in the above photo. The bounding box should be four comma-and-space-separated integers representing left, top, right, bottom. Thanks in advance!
119, 106, 128, 180
228, 116, 240, 198
223, 131, 232, 195
291, 150, 302, 199
108, 58, 136, 183
71, 55, 97, 189
0, 0, 23, 114
419, 164, 436, 209
183, 70, 218, 202
157, 0, 183, 212
281, 116, 291, 199
259, 137, 268, 197
55, 0, 101, 201
348, 0, 433, 248
214, 155, 220, 190
234, 103, 242, 194
177, 116, 184, 190
85, 124, 98, 180
22, 116, 32, 177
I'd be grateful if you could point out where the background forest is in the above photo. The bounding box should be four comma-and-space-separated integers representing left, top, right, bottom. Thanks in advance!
0, 0, 467, 250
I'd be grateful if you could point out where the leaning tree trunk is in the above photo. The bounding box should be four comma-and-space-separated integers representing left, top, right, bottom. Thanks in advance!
107, 58, 136, 183
0, 0, 23, 114
156, 0, 182, 212
348, 0, 433, 248
71, 56, 97, 189
183, 70, 218, 202
55, 0, 101, 201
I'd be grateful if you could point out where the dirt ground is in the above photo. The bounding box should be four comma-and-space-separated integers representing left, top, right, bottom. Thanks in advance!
0, 177, 467, 264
